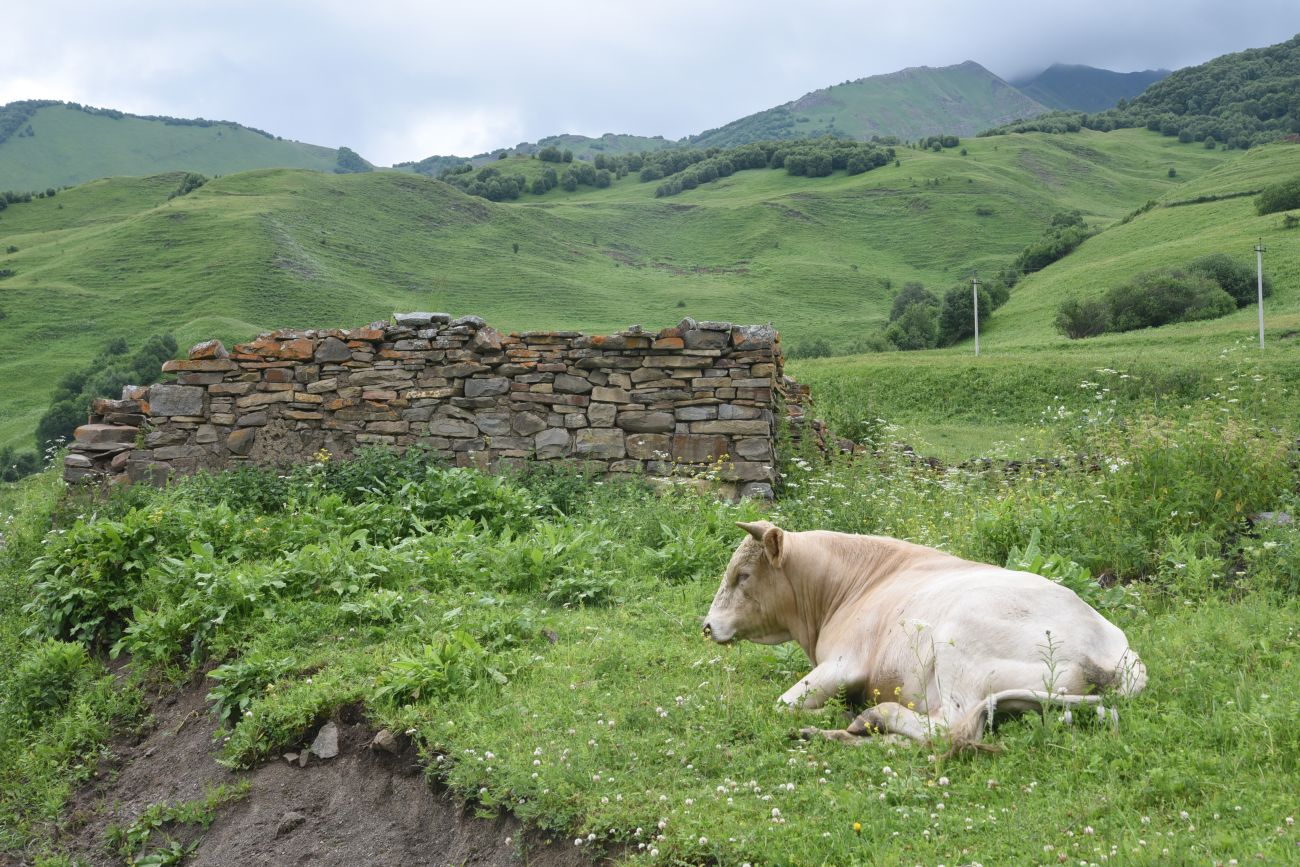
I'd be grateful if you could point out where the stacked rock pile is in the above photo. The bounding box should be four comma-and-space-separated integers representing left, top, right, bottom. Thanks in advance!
63, 314, 785, 498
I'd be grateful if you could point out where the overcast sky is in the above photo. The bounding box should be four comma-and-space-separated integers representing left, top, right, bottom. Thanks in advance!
4, 1, 1298, 165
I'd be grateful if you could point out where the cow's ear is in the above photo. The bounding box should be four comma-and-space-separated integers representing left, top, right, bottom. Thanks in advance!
762, 526, 785, 568
736, 520, 772, 541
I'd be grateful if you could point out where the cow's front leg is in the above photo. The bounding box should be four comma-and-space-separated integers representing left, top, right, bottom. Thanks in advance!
777, 662, 845, 709
846, 702, 943, 743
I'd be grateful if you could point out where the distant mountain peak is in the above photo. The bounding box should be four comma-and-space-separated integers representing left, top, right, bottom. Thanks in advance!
1010, 64, 1171, 112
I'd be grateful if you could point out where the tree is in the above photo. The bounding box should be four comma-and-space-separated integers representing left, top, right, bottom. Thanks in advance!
884, 302, 939, 350
538, 146, 563, 163
1104, 269, 1235, 331
334, 146, 372, 174
938, 285, 992, 345
889, 282, 938, 322
1188, 253, 1271, 306
1054, 298, 1110, 339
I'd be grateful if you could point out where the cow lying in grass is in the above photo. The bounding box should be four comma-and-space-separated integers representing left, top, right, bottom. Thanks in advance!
702, 521, 1146, 747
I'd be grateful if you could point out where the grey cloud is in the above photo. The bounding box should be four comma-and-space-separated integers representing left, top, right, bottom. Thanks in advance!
2, 1, 1298, 164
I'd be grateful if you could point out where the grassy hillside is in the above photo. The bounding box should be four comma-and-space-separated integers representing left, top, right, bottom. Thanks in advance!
1011, 64, 1170, 113
793, 140, 1300, 459
692, 62, 1047, 147
0, 128, 1233, 450
0, 102, 353, 190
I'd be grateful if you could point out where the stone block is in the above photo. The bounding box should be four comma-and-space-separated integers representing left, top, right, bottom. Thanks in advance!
587, 402, 616, 427
470, 327, 503, 353
731, 323, 776, 349
189, 339, 228, 360
236, 412, 269, 427
430, 418, 478, 438
306, 378, 338, 394
366, 421, 410, 434
236, 391, 292, 410
150, 384, 205, 417
721, 461, 773, 482
691, 419, 770, 436
718, 404, 763, 420
162, 358, 237, 373
671, 434, 730, 463
734, 437, 773, 461
475, 413, 513, 436
393, 312, 450, 327
675, 406, 717, 421
574, 428, 625, 460
554, 373, 592, 394
194, 424, 219, 444
535, 428, 572, 459
625, 433, 672, 460
512, 412, 547, 435
591, 386, 631, 403
683, 329, 729, 350
617, 411, 675, 433
209, 382, 254, 396
227, 428, 257, 455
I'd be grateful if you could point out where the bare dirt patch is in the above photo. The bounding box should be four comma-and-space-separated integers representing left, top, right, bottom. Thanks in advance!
53, 675, 588, 867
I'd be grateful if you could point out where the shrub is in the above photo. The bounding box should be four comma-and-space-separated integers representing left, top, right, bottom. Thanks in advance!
885, 302, 939, 350
786, 337, 834, 359
1188, 253, 1271, 307
888, 282, 938, 323
1054, 297, 1111, 339
2, 640, 96, 726
1104, 269, 1235, 332
1254, 177, 1300, 215
938, 284, 992, 345
1013, 213, 1091, 274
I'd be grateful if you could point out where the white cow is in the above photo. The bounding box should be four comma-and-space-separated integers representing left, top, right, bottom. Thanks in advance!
703, 521, 1146, 746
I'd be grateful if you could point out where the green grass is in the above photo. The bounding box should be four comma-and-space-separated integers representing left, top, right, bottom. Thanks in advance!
2, 366, 1298, 864
0, 127, 1247, 450
0, 103, 341, 190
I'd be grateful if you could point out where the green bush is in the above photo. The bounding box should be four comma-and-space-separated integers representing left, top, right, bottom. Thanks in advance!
1104, 268, 1235, 332
885, 302, 939, 350
1, 640, 96, 726
1054, 297, 1111, 339
1189, 253, 1271, 306
1254, 177, 1300, 215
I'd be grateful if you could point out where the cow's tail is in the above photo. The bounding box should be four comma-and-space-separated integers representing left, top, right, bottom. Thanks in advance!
945, 689, 1106, 755
948, 648, 1148, 754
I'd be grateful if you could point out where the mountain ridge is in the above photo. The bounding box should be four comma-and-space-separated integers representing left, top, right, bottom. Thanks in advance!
1011, 63, 1170, 112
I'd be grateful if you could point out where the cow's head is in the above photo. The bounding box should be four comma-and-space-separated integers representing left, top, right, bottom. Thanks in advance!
703, 520, 795, 646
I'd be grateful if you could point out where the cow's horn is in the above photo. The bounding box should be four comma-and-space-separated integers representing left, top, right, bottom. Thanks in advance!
736, 520, 771, 540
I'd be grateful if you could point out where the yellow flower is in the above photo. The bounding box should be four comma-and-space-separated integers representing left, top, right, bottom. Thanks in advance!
852, 822, 862, 834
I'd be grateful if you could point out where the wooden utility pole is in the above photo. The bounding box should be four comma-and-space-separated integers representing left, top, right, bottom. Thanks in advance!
1255, 239, 1267, 350
972, 274, 981, 357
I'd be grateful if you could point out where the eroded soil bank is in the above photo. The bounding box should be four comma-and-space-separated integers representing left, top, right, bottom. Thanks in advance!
44, 675, 588, 867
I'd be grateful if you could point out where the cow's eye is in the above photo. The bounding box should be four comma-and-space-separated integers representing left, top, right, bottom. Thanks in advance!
737, 571, 750, 584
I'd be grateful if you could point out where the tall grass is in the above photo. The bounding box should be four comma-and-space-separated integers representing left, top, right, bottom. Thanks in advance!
2, 363, 1298, 862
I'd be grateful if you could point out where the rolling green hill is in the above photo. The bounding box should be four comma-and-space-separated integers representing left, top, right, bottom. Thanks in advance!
405, 61, 1050, 171
1011, 64, 1169, 112
0, 101, 368, 190
0, 127, 1257, 451
690, 61, 1048, 147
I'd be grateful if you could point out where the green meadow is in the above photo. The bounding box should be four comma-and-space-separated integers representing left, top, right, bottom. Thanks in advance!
0, 103, 341, 190
5, 127, 1291, 452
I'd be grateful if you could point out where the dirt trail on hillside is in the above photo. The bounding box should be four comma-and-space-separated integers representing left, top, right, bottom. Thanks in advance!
48, 676, 587, 867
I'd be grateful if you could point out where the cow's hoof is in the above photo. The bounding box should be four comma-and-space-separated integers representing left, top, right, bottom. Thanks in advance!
847, 708, 886, 737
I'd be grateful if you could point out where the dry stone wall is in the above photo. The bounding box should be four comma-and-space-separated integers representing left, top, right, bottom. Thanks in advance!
64, 314, 784, 498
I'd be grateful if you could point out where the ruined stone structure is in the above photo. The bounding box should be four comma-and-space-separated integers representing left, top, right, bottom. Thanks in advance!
64, 314, 784, 498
